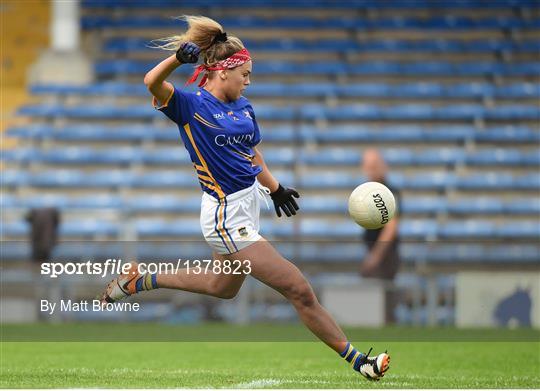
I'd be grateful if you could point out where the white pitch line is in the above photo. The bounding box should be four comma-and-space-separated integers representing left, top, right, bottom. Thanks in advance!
233, 378, 283, 388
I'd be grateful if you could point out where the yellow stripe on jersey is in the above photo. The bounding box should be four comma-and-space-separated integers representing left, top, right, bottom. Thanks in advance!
194, 112, 224, 130
198, 173, 214, 183
183, 123, 225, 199
232, 150, 255, 161
199, 180, 218, 192
183, 124, 233, 253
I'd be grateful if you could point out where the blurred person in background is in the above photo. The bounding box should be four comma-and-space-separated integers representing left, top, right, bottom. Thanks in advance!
99, 16, 390, 381
360, 149, 401, 281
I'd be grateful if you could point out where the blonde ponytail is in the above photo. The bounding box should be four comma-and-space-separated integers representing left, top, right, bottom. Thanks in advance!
151, 15, 245, 67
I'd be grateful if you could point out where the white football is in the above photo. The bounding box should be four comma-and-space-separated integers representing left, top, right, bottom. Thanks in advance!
348, 182, 396, 229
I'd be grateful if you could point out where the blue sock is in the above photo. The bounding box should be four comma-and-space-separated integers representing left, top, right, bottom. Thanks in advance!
135, 273, 158, 292
340, 342, 366, 372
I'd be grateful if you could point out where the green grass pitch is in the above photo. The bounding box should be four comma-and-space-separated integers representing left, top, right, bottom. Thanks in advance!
1, 324, 539, 388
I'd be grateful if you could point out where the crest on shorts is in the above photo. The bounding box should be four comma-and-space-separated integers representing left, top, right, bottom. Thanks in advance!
238, 227, 248, 237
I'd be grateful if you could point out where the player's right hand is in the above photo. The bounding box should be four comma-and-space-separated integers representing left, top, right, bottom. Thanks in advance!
176, 42, 200, 64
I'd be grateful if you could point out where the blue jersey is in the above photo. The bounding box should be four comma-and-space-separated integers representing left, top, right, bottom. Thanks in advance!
155, 87, 262, 199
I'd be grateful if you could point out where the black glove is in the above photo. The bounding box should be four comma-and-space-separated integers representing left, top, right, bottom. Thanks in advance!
270, 184, 300, 217
176, 41, 200, 64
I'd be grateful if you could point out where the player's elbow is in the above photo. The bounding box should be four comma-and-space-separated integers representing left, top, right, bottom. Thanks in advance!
143, 73, 156, 90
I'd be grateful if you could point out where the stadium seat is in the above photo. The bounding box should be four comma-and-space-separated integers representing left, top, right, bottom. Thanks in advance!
59, 220, 120, 237
299, 218, 363, 238
141, 148, 192, 165
494, 83, 540, 99
1, 148, 37, 163
391, 83, 443, 98
135, 218, 202, 237
474, 126, 539, 143
381, 105, 434, 120
448, 198, 504, 214
433, 105, 484, 121
503, 198, 540, 215
1, 221, 29, 237
484, 245, 540, 263
439, 220, 495, 238
299, 243, 366, 263
401, 197, 447, 214
445, 83, 493, 99
513, 173, 540, 190
127, 195, 200, 213
455, 173, 515, 190
381, 149, 415, 165
299, 149, 360, 166
496, 222, 540, 239
261, 148, 295, 165
414, 148, 466, 165
423, 126, 474, 142
132, 171, 198, 188
399, 219, 438, 239
484, 105, 540, 120
299, 172, 364, 189
402, 172, 456, 190
1, 171, 30, 187
466, 149, 525, 166
301, 196, 348, 214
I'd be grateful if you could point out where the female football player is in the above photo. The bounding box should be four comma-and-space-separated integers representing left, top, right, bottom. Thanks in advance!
100, 15, 389, 380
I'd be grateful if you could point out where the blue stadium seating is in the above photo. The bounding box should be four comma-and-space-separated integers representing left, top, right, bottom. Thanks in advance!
127, 195, 200, 213
141, 148, 191, 165
299, 149, 360, 165
439, 220, 495, 238
401, 197, 447, 214
1, 221, 29, 237
2, 220, 120, 238
301, 196, 348, 214
300, 173, 364, 189
400, 172, 456, 190
513, 173, 540, 190
399, 219, 438, 239
132, 171, 198, 188
484, 105, 540, 120
484, 245, 540, 263
18, 104, 159, 119
474, 127, 540, 143
300, 219, 363, 238
448, 198, 504, 214
4, 0, 538, 268
455, 173, 515, 190
496, 222, 540, 238
1, 171, 30, 187
135, 218, 202, 237
504, 198, 540, 214
28, 82, 540, 101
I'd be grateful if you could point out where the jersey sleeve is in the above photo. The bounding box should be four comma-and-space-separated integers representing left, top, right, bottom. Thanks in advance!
152, 86, 193, 124
246, 104, 262, 147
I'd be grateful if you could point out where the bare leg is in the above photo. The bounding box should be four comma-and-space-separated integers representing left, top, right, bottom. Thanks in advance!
233, 238, 348, 353
156, 251, 247, 299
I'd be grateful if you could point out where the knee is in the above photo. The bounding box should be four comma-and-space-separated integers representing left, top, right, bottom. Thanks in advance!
284, 281, 317, 308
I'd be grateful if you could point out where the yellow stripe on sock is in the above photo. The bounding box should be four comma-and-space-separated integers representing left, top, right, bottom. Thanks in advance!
350, 352, 361, 366
344, 345, 354, 360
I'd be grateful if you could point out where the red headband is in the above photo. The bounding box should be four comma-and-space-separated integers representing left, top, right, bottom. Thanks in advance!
186, 48, 251, 87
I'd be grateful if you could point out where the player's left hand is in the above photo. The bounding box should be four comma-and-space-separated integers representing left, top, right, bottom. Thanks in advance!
270, 184, 300, 217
